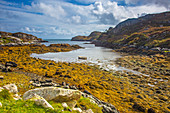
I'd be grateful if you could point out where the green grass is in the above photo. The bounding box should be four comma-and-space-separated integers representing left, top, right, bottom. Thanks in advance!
76, 97, 103, 113
0, 90, 98, 113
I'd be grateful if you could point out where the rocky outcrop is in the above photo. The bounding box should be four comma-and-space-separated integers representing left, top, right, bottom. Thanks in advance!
71, 31, 101, 41
23, 87, 81, 105
0, 31, 47, 46
25, 93, 54, 110
3, 84, 18, 94
0, 84, 21, 100
71, 36, 89, 41
82, 93, 119, 113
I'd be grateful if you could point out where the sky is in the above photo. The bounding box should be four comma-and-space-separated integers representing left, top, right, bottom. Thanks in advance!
0, 0, 169, 39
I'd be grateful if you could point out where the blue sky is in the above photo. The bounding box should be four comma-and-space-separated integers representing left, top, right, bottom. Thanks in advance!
0, 0, 169, 39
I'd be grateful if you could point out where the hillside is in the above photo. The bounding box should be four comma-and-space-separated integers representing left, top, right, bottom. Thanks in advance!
71, 31, 102, 41
0, 31, 47, 46
72, 11, 170, 52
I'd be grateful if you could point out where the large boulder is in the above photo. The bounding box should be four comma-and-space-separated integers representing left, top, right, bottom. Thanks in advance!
25, 93, 54, 110
23, 87, 81, 107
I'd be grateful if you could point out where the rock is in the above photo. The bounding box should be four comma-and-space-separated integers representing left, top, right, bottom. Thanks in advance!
41, 83, 53, 87
0, 76, 4, 79
78, 56, 87, 60
0, 87, 4, 92
83, 109, 94, 113
156, 90, 161, 94
148, 108, 156, 113
23, 87, 81, 103
3, 84, 18, 94
73, 108, 82, 112
132, 102, 146, 112
25, 93, 54, 110
62, 102, 68, 108
2, 66, 12, 72
62, 82, 66, 86
5, 61, 17, 67
101, 104, 119, 113
66, 100, 77, 108
45, 79, 52, 83
0, 102, 2, 107
84, 90, 92, 95
70, 86, 77, 90
137, 95, 143, 99
63, 85, 69, 89
13, 94, 22, 100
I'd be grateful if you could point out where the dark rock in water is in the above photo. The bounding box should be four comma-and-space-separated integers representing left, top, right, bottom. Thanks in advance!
148, 108, 156, 113
5, 61, 17, 67
84, 90, 92, 95
132, 102, 146, 112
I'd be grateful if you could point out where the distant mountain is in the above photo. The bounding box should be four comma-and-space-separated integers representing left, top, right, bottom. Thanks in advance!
71, 31, 102, 41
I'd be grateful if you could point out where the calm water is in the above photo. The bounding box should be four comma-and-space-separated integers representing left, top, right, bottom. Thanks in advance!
31, 39, 149, 76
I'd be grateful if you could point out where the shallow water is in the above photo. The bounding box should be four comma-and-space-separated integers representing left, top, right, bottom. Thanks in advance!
31, 39, 149, 76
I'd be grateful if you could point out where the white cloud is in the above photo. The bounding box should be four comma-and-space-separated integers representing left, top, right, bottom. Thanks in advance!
0, 0, 169, 39
91, 1, 168, 24
125, 0, 170, 9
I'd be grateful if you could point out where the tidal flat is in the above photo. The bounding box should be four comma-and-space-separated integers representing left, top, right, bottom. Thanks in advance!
0, 44, 169, 113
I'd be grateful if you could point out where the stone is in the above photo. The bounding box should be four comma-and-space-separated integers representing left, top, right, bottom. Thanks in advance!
13, 94, 22, 100
3, 84, 18, 94
5, 61, 17, 67
0, 102, 2, 107
78, 56, 87, 60
84, 90, 92, 95
66, 100, 77, 108
83, 109, 94, 113
73, 108, 82, 112
63, 85, 69, 89
23, 87, 81, 103
148, 108, 156, 113
70, 86, 77, 90
62, 102, 68, 108
0, 87, 4, 92
62, 82, 66, 86
0, 76, 4, 79
132, 102, 145, 112
25, 93, 54, 110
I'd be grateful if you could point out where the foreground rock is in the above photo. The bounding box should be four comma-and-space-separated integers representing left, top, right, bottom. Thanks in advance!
1, 84, 21, 100
23, 87, 81, 108
25, 93, 54, 110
